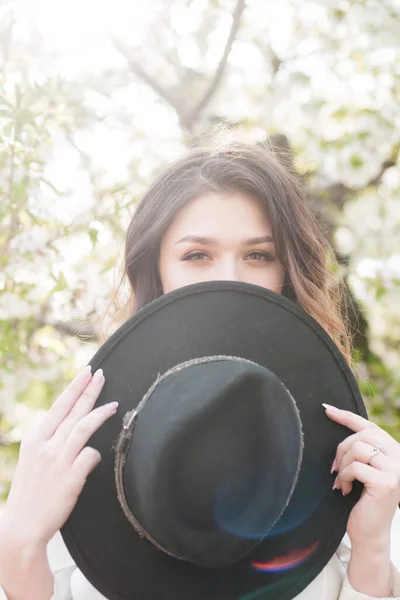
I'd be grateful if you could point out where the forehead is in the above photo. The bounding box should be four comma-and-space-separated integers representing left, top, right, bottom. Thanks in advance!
166, 191, 271, 235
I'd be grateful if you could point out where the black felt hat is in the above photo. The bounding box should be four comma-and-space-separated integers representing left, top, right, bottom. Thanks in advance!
61, 281, 367, 600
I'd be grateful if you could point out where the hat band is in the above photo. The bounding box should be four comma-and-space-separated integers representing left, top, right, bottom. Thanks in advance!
114, 354, 264, 560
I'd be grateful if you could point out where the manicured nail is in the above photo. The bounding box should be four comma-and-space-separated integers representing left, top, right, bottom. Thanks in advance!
331, 458, 337, 474
93, 368, 103, 383
82, 365, 92, 376
322, 403, 339, 412
342, 490, 346, 497
108, 401, 119, 413
332, 476, 338, 490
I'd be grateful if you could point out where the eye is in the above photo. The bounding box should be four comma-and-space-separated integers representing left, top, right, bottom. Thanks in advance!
182, 251, 210, 261
246, 251, 276, 262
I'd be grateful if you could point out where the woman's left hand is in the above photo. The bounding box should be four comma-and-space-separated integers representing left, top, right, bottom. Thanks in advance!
324, 404, 400, 548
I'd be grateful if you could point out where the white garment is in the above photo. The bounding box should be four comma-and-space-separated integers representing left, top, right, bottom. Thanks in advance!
1, 509, 400, 600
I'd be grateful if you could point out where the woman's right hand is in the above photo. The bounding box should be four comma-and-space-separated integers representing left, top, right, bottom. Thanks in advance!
0, 365, 118, 549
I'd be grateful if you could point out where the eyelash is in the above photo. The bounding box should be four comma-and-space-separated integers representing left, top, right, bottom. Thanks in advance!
182, 251, 276, 262
182, 251, 209, 261
247, 251, 276, 262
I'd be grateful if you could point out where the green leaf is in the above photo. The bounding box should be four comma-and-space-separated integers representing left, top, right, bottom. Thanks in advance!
375, 280, 387, 300
333, 8, 346, 19
88, 228, 98, 248
378, 203, 387, 219
350, 154, 364, 169
332, 107, 348, 120
52, 271, 67, 292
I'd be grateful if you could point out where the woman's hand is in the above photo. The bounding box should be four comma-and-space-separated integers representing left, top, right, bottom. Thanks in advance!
323, 404, 400, 546
0, 365, 118, 549
323, 404, 400, 597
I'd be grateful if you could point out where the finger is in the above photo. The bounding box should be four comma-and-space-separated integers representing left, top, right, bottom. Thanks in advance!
31, 366, 92, 440
332, 429, 388, 473
71, 447, 102, 488
50, 369, 105, 446
323, 405, 377, 433
338, 441, 389, 482
61, 401, 119, 463
336, 461, 398, 498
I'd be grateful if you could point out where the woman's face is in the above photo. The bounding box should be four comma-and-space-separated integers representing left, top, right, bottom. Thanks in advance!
159, 191, 286, 294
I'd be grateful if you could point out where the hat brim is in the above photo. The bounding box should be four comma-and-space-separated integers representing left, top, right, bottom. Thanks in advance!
61, 281, 367, 600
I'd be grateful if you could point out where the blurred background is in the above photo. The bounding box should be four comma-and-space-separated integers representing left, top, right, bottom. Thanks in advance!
1, 0, 400, 500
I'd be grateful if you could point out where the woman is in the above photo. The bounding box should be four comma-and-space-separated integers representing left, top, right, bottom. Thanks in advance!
0, 142, 399, 600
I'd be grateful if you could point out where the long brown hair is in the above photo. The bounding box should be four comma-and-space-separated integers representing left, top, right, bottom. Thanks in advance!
99, 142, 352, 365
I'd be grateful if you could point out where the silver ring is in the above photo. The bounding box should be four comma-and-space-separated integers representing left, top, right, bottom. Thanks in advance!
368, 445, 381, 466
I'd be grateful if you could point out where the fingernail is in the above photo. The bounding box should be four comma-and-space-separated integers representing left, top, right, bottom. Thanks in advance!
82, 365, 92, 376
93, 368, 103, 383
342, 491, 346, 497
331, 458, 337, 474
108, 401, 119, 412
322, 403, 339, 412
332, 476, 338, 490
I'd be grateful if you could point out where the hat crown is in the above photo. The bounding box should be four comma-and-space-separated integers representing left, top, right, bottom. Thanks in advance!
119, 357, 303, 568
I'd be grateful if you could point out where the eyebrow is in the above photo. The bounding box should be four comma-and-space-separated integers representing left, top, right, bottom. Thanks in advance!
174, 235, 274, 246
